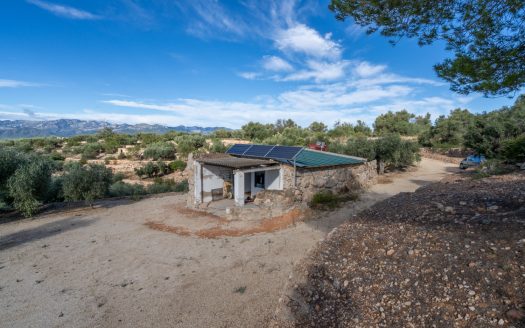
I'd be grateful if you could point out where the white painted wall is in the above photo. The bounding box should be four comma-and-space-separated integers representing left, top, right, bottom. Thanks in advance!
234, 171, 245, 206
194, 161, 202, 205
244, 172, 251, 193
265, 169, 281, 190
248, 168, 282, 196
201, 165, 232, 203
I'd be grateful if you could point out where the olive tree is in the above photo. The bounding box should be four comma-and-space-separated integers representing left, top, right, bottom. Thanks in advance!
330, 0, 525, 96
62, 163, 113, 204
7, 157, 55, 217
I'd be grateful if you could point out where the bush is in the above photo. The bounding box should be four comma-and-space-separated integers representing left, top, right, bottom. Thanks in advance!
501, 135, 525, 163
147, 179, 189, 194
333, 136, 377, 161
169, 160, 187, 172
143, 162, 159, 178
143, 142, 176, 160
375, 134, 421, 170
331, 134, 420, 170
174, 135, 206, 157
82, 143, 103, 159
309, 190, 341, 210
50, 151, 65, 161
109, 182, 146, 198
112, 172, 126, 183
0, 148, 26, 188
209, 139, 228, 153
62, 163, 113, 204
7, 157, 55, 217
135, 161, 173, 178
477, 159, 515, 176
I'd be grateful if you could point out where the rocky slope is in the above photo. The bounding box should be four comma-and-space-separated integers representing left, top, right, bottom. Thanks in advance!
275, 172, 525, 327
0, 119, 227, 138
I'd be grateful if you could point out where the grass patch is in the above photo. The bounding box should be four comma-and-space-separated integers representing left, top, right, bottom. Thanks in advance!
309, 190, 359, 210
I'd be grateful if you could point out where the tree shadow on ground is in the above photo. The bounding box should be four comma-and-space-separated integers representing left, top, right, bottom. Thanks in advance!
0, 216, 97, 251
0, 198, 134, 225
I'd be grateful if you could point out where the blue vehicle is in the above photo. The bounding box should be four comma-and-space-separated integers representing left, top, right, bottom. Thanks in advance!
459, 155, 486, 169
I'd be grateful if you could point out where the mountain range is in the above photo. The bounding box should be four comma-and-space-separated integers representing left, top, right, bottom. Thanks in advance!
0, 119, 228, 139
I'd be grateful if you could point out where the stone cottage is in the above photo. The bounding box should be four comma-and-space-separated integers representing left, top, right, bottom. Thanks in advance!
187, 144, 377, 208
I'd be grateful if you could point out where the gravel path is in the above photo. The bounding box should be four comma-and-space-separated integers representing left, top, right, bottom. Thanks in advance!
0, 158, 454, 328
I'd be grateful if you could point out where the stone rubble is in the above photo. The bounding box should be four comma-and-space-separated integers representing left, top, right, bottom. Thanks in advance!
282, 172, 525, 327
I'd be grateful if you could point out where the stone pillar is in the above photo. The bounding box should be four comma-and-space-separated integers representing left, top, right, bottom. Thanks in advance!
194, 161, 202, 205
234, 171, 245, 207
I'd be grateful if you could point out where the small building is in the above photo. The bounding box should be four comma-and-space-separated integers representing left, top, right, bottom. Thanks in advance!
187, 144, 377, 208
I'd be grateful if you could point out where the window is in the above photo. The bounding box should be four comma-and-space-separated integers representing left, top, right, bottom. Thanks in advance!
254, 172, 265, 188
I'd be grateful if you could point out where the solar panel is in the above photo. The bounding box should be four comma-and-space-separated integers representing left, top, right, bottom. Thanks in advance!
226, 144, 304, 161
243, 145, 274, 157
265, 146, 303, 160
226, 144, 252, 155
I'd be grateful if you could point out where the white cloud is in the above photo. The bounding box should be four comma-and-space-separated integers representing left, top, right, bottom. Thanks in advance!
27, 0, 100, 20
275, 24, 342, 59
0, 79, 41, 88
176, 0, 247, 40
237, 72, 260, 80
281, 60, 349, 82
262, 56, 293, 72
98, 74, 468, 128
278, 84, 413, 109
354, 62, 387, 77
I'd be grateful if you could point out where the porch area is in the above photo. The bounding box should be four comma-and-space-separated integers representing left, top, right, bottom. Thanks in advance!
192, 154, 283, 207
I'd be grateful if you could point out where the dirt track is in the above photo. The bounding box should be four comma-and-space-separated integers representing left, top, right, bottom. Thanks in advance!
0, 158, 456, 327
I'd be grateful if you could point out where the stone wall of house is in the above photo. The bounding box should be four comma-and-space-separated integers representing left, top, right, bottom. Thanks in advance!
281, 160, 378, 203
186, 153, 195, 207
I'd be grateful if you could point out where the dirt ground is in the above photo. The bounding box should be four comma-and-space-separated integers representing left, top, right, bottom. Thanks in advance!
0, 158, 455, 328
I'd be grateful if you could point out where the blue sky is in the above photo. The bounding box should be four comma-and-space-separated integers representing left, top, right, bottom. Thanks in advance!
0, 0, 520, 128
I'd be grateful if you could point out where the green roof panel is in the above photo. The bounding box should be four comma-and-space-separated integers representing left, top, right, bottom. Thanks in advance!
293, 149, 365, 167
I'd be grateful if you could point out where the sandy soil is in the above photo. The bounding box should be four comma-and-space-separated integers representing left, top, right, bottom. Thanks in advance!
0, 158, 456, 328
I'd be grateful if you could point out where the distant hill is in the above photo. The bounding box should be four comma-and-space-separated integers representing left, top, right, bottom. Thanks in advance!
0, 119, 228, 139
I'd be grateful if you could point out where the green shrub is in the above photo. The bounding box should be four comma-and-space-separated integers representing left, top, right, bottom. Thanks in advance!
135, 161, 174, 178
112, 172, 126, 183
147, 179, 188, 194
309, 190, 341, 210
109, 182, 146, 198
169, 160, 187, 171
50, 151, 65, 161
102, 140, 119, 154
0, 148, 26, 187
209, 139, 228, 153
174, 135, 206, 157
143, 142, 176, 160
143, 162, 159, 178
375, 134, 420, 169
478, 159, 515, 176
7, 157, 55, 217
501, 135, 525, 163
82, 143, 103, 159
331, 134, 420, 170
62, 163, 113, 204
333, 136, 377, 161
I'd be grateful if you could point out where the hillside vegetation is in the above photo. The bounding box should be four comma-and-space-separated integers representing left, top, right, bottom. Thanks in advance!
1, 96, 524, 218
